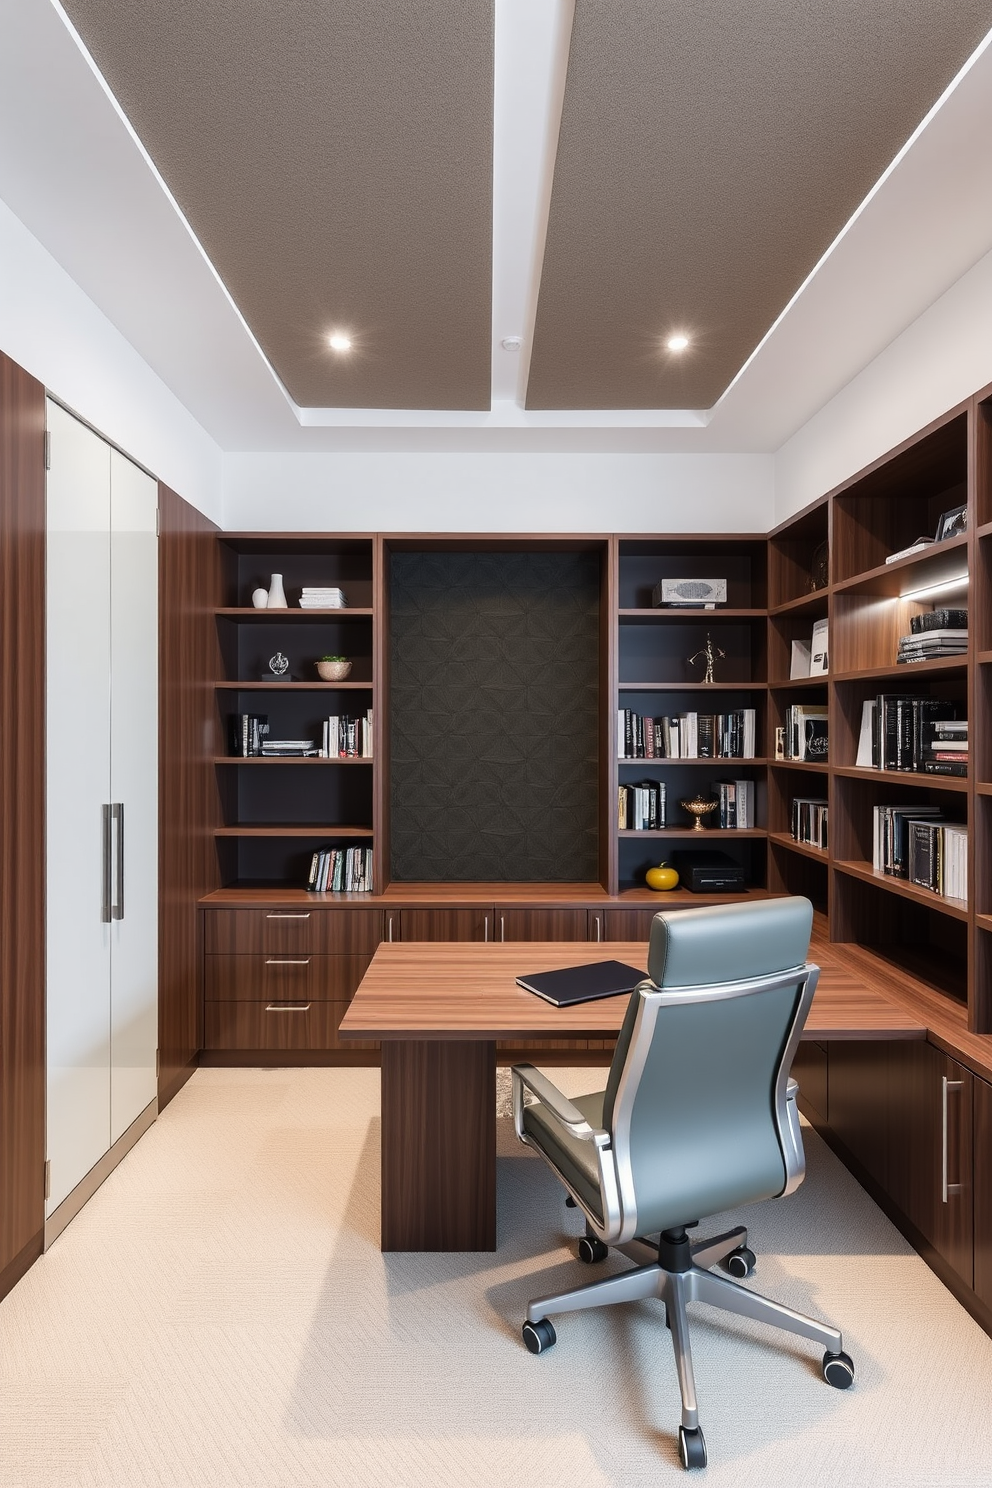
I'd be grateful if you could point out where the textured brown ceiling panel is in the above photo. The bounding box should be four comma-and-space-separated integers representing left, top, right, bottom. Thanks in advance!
62, 0, 493, 409
527, 1, 992, 410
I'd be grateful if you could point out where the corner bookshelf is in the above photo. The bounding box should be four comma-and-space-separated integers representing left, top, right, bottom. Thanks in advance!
212, 535, 378, 892
769, 400, 988, 1029
613, 536, 770, 902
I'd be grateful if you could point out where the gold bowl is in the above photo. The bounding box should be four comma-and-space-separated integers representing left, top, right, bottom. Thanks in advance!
680, 795, 718, 831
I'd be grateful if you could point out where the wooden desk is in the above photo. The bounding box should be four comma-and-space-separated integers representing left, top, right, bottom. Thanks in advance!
339, 941, 926, 1252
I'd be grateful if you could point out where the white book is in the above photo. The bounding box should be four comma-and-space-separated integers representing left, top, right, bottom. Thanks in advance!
809, 617, 829, 675
743, 708, 756, 759
790, 639, 811, 679
856, 700, 876, 767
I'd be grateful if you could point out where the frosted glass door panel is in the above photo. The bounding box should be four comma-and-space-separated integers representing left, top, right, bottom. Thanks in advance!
46, 400, 112, 1213
109, 450, 158, 1142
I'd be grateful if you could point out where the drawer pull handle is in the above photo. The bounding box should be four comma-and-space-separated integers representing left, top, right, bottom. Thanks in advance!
941, 1076, 964, 1202
265, 958, 310, 966
265, 1003, 311, 1013
266, 912, 311, 919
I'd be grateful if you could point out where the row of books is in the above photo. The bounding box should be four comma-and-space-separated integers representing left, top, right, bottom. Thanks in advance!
618, 709, 756, 760
230, 713, 270, 756
896, 627, 967, 664
872, 804, 968, 899
320, 711, 373, 758
781, 705, 828, 762
306, 845, 373, 892
715, 778, 755, 829
618, 780, 666, 830
791, 796, 828, 851
856, 697, 966, 775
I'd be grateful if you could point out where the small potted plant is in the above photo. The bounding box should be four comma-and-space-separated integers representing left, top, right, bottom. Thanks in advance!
316, 655, 352, 681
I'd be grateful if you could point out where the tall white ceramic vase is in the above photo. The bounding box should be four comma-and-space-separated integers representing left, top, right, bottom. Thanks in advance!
267, 573, 288, 608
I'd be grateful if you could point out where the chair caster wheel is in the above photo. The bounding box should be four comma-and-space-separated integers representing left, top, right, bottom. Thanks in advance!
726, 1244, 756, 1279
564, 1195, 577, 1208
822, 1350, 855, 1389
578, 1235, 609, 1264
678, 1425, 707, 1469
522, 1318, 557, 1354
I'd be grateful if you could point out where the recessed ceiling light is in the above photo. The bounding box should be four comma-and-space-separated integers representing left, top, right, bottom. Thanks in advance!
328, 333, 352, 352
666, 334, 690, 352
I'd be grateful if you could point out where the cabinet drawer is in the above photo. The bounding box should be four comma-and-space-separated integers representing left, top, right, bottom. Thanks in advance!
204, 908, 382, 955
203, 999, 379, 1051
205, 953, 372, 1002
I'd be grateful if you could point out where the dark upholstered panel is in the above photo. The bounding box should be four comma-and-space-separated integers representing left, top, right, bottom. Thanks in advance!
389, 551, 600, 881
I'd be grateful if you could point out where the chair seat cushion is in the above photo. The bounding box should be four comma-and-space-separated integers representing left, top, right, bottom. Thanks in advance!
522, 1089, 607, 1222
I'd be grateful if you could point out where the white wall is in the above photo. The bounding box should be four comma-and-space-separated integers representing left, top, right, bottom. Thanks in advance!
0, 196, 223, 523
222, 450, 775, 533
774, 243, 992, 524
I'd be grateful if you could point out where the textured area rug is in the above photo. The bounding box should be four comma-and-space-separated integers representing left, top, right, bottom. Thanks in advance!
1, 1066, 990, 1487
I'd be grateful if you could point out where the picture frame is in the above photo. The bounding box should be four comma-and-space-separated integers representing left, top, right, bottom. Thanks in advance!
935, 504, 968, 543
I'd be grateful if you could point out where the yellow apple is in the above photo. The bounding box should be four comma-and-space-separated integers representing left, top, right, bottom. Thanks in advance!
645, 862, 679, 891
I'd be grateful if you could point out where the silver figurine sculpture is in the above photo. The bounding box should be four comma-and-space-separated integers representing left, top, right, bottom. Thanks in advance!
687, 632, 726, 685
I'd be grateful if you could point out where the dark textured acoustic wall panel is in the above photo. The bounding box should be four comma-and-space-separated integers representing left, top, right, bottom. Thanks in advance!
390, 551, 600, 882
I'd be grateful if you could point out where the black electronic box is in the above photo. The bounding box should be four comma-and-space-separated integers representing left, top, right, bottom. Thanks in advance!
669, 849, 745, 893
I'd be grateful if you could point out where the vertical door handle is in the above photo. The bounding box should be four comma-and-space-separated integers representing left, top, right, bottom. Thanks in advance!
593, 915, 602, 942
102, 804, 113, 922
112, 802, 125, 920
483, 914, 489, 942
387, 915, 394, 943
941, 1076, 964, 1202
500, 916, 505, 942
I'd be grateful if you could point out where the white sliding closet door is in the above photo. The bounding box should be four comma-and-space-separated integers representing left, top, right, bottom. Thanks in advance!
46, 402, 113, 1212
46, 401, 159, 1216
109, 448, 158, 1142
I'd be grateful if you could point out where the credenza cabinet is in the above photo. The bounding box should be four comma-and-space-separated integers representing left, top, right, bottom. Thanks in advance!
45, 401, 159, 1225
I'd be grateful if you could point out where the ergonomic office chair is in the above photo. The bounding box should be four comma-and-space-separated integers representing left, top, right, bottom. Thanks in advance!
512, 896, 853, 1469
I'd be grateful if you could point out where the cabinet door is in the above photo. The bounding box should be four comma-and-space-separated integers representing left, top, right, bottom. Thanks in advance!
974, 1076, 992, 1311
496, 908, 590, 941
391, 908, 493, 941
46, 402, 112, 1214
825, 1042, 891, 1191
108, 450, 158, 1143
601, 908, 662, 942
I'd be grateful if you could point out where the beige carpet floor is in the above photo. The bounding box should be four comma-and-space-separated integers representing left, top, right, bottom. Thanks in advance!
1, 1066, 991, 1487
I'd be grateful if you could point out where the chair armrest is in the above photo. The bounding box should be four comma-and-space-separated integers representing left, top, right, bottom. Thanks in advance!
512, 1064, 610, 1146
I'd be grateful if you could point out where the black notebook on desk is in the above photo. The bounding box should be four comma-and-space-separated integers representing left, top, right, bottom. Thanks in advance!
516, 960, 645, 1007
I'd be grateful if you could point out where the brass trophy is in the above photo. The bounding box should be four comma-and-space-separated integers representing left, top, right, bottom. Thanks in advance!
680, 795, 718, 831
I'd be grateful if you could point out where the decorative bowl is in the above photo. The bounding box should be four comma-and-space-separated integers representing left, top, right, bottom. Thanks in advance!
316, 659, 352, 681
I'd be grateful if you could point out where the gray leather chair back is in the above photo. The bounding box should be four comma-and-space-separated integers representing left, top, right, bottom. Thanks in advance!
603, 897, 815, 1236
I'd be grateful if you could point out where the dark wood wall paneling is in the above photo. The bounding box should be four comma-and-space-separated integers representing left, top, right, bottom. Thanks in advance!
0, 353, 46, 1298
158, 484, 223, 1107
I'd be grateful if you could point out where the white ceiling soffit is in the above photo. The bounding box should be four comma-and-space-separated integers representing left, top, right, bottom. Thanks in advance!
1, 0, 992, 452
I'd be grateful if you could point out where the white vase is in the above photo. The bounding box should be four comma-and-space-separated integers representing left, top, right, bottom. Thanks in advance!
251, 587, 268, 609
267, 573, 288, 608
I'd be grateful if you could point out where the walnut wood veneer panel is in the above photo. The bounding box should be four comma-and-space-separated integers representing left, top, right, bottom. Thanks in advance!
0, 353, 46, 1288
380, 1040, 495, 1250
975, 1076, 992, 1310
204, 907, 382, 955
158, 484, 223, 1105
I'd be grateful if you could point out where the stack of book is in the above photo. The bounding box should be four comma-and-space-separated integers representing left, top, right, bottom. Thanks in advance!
791, 797, 828, 850
897, 623, 967, 664
299, 586, 347, 609
230, 713, 269, 757
307, 845, 373, 892
907, 819, 968, 900
618, 708, 755, 760
857, 695, 963, 772
783, 705, 828, 762
617, 780, 666, 830
260, 738, 320, 757
716, 778, 755, 828
921, 717, 968, 776
320, 710, 373, 758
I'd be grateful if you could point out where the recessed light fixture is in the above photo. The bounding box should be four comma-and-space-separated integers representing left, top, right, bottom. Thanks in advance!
328, 332, 352, 353
501, 336, 522, 352
666, 334, 690, 352
900, 574, 969, 601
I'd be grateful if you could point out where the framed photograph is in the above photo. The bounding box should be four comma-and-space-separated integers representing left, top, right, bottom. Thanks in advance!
935, 504, 968, 542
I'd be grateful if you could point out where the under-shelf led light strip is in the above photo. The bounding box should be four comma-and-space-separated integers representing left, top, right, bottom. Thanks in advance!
900, 575, 969, 602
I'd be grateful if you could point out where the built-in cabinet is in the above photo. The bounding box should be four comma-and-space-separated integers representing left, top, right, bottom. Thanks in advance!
45, 401, 158, 1226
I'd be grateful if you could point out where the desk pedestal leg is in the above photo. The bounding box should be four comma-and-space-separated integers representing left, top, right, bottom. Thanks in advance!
380, 1040, 496, 1251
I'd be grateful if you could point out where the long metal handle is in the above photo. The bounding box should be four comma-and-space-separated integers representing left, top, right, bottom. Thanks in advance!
483, 914, 489, 942
266, 912, 310, 920
265, 958, 310, 966
112, 802, 124, 920
387, 916, 394, 942
101, 804, 113, 922
593, 915, 602, 942
500, 916, 505, 942
265, 1003, 311, 1013
941, 1076, 964, 1202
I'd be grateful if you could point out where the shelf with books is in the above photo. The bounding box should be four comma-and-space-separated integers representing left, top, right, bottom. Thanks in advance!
834, 859, 969, 921
769, 759, 829, 773
833, 765, 969, 793
767, 830, 828, 863
214, 824, 374, 837
212, 756, 372, 766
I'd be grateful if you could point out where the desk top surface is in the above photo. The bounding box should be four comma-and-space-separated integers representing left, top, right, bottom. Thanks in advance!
339, 940, 927, 1041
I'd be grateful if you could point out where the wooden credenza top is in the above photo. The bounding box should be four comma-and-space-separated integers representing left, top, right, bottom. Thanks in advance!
198, 882, 775, 909
339, 941, 927, 1043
